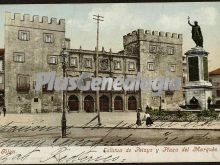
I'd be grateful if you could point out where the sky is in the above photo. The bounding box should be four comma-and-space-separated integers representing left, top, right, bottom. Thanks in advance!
0, 2, 220, 71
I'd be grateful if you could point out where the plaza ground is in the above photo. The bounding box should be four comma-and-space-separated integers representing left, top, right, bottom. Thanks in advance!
0, 112, 219, 146
0, 112, 220, 129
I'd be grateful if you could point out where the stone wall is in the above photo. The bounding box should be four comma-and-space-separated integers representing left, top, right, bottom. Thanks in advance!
4, 12, 65, 113
123, 29, 184, 110
209, 75, 220, 103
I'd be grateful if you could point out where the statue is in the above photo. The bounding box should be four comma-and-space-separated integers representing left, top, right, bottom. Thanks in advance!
188, 16, 203, 47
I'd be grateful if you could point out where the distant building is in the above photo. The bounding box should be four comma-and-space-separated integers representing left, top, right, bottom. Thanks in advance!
4, 12, 184, 113
209, 68, 220, 105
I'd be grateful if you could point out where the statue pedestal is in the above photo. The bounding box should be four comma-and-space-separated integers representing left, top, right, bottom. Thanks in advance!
184, 47, 212, 110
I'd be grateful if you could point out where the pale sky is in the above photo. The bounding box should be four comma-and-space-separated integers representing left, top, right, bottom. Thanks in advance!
0, 2, 220, 71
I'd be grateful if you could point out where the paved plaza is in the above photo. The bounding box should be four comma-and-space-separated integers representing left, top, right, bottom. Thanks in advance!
0, 112, 220, 129
0, 112, 220, 146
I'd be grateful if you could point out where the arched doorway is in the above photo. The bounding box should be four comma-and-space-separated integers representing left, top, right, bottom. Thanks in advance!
128, 96, 137, 110
84, 95, 94, 113
114, 96, 123, 110
190, 97, 198, 105
100, 95, 109, 112
189, 96, 199, 109
68, 95, 79, 111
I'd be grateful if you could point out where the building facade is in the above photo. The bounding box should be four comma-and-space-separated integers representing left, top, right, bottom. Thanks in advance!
4, 12, 184, 113
64, 30, 184, 112
65, 47, 140, 112
209, 68, 220, 105
0, 49, 4, 107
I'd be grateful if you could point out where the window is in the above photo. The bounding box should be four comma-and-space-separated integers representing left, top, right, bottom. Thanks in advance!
0, 75, 3, 84
128, 61, 135, 70
170, 65, 176, 72
167, 46, 174, 55
18, 30, 30, 41
217, 90, 220, 97
48, 56, 57, 65
13, 52, 25, 62
34, 98, 38, 102
0, 60, 3, 72
114, 60, 121, 70
17, 75, 30, 92
149, 45, 157, 53
44, 33, 54, 43
147, 62, 154, 71
84, 58, 92, 68
99, 59, 109, 71
69, 57, 78, 67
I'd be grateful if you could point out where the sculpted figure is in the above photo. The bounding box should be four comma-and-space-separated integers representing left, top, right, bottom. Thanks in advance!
188, 17, 203, 47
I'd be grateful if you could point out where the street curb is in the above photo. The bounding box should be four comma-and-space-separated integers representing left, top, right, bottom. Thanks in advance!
73, 126, 220, 131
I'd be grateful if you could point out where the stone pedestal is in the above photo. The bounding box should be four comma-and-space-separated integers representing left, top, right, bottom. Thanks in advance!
184, 47, 212, 110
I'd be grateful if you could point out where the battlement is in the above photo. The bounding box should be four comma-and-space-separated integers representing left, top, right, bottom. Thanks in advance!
5, 12, 65, 31
123, 29, 183, 46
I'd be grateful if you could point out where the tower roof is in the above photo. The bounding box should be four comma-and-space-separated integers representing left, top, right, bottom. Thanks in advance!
209, 68, 220, 76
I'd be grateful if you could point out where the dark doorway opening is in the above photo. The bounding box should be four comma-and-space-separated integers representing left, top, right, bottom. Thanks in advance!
84, 95, 94, 113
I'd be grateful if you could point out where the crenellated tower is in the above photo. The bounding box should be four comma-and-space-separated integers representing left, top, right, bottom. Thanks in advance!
5, 12, 65, 31
123, 29, 183, 110
4, 12, 65, 113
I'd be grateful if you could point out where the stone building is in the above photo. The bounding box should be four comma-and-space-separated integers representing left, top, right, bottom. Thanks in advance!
4, 12, 184, 113
0, 49, 4, 106
123, 30, 183, 110
4, 12, 65, 113
65, 47, 139, 112
209, 68, 220, 105
66, 29, 184, 112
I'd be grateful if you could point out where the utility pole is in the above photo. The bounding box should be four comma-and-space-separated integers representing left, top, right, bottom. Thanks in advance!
61, 41, 68, 138
93, 14, 104, 126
